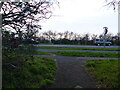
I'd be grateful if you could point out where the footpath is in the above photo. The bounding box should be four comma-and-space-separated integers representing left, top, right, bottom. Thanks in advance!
33, 54, 118, 88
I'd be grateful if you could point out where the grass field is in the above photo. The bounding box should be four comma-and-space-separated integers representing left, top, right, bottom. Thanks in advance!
51, 51, 119, 58
85, 60, 119, 88
3, 56, 56, 88
36, 46, 120, 51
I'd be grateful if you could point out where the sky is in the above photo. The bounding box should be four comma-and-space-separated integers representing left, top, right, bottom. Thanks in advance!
39, 0, 118, 35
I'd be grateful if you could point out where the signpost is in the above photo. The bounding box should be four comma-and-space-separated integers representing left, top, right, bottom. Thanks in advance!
103, 27, 108, 48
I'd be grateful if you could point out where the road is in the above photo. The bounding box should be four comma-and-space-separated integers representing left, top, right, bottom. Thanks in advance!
34, 44, 119, 48
36, 49, 119, 53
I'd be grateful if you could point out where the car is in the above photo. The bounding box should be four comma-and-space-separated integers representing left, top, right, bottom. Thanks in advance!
94, 39, 112, 46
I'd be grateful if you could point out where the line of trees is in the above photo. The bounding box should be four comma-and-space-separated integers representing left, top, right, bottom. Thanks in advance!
1, 0, 119, 47
36, 30, 120, 45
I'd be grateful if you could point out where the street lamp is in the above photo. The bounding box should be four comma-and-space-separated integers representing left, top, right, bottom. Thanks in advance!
103, 27, 108, 48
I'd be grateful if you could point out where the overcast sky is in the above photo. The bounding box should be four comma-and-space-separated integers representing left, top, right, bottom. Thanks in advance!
39, 0, 118, 35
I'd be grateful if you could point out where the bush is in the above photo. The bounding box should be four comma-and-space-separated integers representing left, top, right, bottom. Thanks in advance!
3, 56, 56, 88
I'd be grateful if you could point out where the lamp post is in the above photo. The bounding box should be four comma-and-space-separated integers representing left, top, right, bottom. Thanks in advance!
103, 27, 108, 48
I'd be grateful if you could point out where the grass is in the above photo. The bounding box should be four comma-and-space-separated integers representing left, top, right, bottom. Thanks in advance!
20, 50, 50, 55
51, 51, 119, 58
2, 47, 56, 88
36, 46, 120, 51
85, 60, 119, 88
3, 48, 50, 55
3, 56, 56, 88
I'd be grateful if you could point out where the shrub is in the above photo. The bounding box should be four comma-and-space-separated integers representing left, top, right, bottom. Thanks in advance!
3, 56, 56, 88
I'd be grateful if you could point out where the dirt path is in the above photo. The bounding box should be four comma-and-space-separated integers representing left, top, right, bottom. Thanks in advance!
33, 55, 118, 88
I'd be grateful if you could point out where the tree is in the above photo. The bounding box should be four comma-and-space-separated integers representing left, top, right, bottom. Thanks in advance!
23, 24, 39, 39
105, 33, 113, 41
91, 34, 97, 41
63, 31, 69, 39
68, 31, 74, 40
58, 32, 64, 40
82, 33, 90, 45
105, 0, 120, 10
1, 1, 58, 39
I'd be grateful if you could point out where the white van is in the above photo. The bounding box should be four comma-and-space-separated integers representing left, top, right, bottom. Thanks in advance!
94, 39, 112, 46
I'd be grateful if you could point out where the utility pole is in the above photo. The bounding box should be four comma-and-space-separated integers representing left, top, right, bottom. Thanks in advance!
103, 27, 108, 48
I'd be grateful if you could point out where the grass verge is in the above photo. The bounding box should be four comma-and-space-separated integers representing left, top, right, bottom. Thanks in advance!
20, 50, 50, 55
85, 60, 119, 88
36, 46, 120, 51
3, 48, 50, 55
3, 56, 56, 88
51, 51, 119, 58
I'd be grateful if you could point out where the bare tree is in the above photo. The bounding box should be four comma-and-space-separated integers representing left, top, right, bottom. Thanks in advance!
91, 34, 97, 41
63, 31, 69, 39
99, 34, 104, 39
1, 1, 58, 38
68, 31, 74, 40
105, 0, 120, 10
23, 24, 39, 39
58, 32, 63, 40
105, 33, 113, 41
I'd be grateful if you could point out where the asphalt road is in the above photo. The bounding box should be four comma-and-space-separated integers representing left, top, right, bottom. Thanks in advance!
34, 44, 119, 48
36, 49, 119, 53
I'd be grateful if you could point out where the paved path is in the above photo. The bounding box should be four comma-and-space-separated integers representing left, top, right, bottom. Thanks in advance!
32, 54, 118, 88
